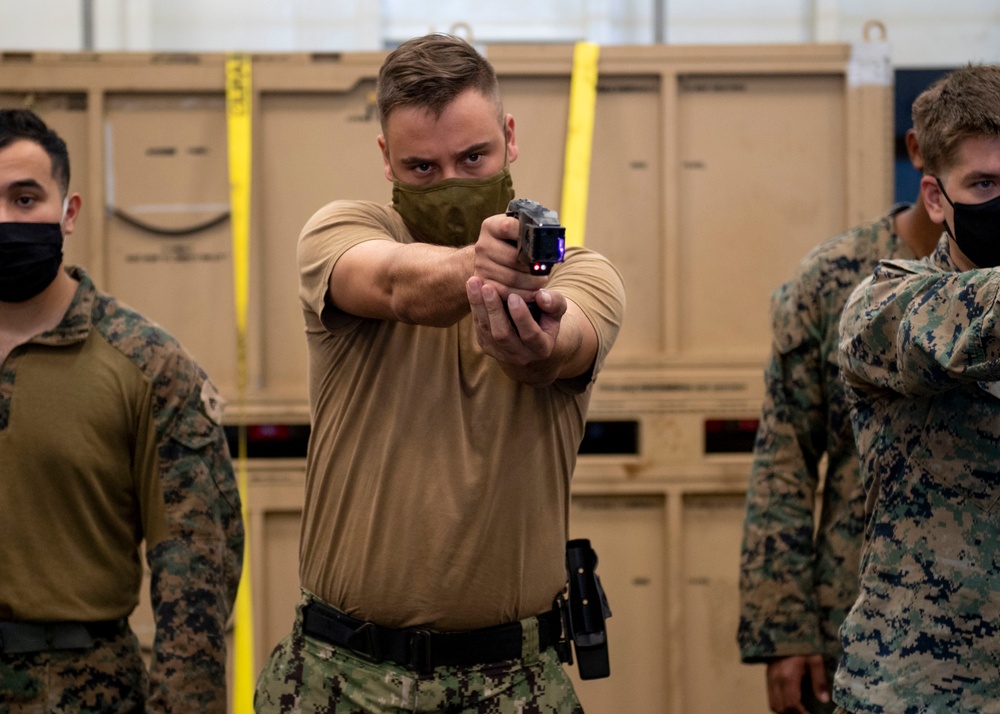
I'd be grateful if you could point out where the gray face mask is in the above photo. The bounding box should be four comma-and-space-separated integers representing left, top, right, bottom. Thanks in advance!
0, 222, 64, 302
391, 166, 515, 247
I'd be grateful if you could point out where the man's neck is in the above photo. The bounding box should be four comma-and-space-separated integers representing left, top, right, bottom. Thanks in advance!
0, 268, 78, 363
894, 195, 943, 259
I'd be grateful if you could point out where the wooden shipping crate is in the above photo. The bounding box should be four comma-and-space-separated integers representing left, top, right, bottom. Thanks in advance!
1, 39, 891, 713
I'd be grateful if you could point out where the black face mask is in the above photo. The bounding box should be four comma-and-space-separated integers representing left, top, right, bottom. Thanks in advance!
0, 222, 64, 302
936, 177, 1000, 268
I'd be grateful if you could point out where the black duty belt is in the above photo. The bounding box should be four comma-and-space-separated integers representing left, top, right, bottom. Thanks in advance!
0, 620, 125, 655
301, 600, 564, 674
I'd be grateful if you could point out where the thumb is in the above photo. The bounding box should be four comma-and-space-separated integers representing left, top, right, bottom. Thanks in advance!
808, 655, 831, 703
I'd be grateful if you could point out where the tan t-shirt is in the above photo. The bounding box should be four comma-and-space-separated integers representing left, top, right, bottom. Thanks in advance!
297, 200, 625, 631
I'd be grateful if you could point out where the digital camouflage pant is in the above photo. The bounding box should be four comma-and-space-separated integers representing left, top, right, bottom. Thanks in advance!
0, 624, 146, 713
255, 597, 584, 714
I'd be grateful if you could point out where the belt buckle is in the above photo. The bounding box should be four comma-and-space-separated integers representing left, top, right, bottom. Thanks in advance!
50, 623, 94, 650
348, 621, 383, 664
408, 629, 433, 674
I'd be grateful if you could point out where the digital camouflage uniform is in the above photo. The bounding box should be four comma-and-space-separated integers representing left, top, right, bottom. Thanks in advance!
738, 207, 915, 699
836, 235, 1000, 713
0, 266, 244, 713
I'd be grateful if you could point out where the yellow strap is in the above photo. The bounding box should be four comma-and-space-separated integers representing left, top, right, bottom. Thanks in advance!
560, 42, 600, 248
225, 51, 254, 713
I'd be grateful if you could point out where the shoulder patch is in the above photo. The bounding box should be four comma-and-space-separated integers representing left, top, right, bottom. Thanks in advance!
200, 379, 226, 425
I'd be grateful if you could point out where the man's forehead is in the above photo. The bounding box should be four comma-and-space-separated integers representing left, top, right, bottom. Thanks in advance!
952, 135, 1000, 174
0, 139, 55, 180
384, 112, 504, 158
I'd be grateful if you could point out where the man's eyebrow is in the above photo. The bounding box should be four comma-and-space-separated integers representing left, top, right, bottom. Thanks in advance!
398, 154, 431, 167
454, 141, 492, 158
964, 170, 1000, 181
398, 142, 494, 167
8, 178, 46, 191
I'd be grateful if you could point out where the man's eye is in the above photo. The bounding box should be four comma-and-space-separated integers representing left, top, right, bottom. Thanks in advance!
15, 195, 36, 207
466, 153, 482, 164
414, 163, 433, 174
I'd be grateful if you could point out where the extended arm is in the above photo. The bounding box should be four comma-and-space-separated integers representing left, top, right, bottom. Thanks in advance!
840, 263, 1000, 398
327, 212, 545, 327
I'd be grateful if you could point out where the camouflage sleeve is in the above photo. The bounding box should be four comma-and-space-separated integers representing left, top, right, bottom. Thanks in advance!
840, 264, 1000, 397
145, 354, 244, 713
738, 278, 827, 662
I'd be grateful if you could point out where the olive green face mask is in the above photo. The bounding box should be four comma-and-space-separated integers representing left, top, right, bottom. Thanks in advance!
391, 166, 515, 247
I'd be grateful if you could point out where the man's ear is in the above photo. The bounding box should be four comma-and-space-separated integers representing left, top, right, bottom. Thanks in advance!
504, 114, 518, 164
377, 135, 393, 182
905, 129, 924, 172
921, 174, 947, 224
62, 193, 82, 235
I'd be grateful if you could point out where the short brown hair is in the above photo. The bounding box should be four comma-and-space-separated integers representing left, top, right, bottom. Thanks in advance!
912, 64, 1000, 176
376, 34, 503, 132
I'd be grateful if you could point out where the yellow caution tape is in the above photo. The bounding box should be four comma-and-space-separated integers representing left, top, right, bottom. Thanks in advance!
560, 42, 600, 248
225, 51, 255, 713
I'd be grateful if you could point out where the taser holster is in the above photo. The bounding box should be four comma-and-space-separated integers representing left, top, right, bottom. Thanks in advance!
555, 538, 612, 679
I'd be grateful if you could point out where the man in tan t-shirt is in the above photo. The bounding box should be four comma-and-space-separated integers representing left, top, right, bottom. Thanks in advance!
254, 33, 626, 714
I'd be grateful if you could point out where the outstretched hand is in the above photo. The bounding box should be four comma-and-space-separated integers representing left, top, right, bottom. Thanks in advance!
466, 277, 567, 372
472, 214, 547, 303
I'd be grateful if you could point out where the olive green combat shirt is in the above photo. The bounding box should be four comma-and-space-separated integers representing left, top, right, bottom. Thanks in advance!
837, 235, 1000, 713
738, 207, 914, 667
0, 266, 244, 713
